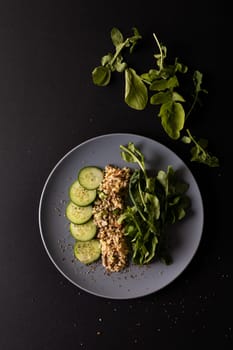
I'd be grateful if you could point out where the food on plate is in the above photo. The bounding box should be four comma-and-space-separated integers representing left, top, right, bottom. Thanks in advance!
70, 219, 97, 241
74, 239, 101, 264
92, 165, 131, 272
66, 202, 93, 225
65, 142, 190, 271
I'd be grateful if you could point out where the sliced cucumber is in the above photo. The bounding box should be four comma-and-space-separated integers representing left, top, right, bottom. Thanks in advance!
74, 239, 101, 264
69, 179, 96, 206
70, 219, 97, 241
78, 166, 103, 190
66, 202, 93, 224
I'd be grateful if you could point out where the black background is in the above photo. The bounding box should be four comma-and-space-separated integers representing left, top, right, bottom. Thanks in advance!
0, 1, 232, 349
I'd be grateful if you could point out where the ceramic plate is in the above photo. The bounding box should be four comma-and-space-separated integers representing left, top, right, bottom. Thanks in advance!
38, 133, 204, 299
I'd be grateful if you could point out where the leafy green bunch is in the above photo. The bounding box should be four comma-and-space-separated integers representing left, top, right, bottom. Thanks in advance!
141, 33, 189, 140
118, 142, 190, 265
92, 27, 219, 167
92, 27, 148, 110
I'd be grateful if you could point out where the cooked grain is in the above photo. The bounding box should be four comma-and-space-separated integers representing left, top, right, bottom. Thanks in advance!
93, 165, 131, 272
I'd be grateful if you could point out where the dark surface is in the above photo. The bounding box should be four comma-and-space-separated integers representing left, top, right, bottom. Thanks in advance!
0, 1, 232, 349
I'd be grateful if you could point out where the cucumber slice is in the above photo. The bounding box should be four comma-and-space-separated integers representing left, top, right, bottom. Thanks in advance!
70, 219, 97, 241
66, 202, 93, 224
74, 239, 101, 264
69, 179, 96, 206
78, 166, 103, 190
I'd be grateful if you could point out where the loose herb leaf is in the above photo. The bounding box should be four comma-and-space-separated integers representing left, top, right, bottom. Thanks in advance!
111, 27, 124, 47
92, 66, 111, 86
114, 56, 127, 72
150, 91, 173, 105
124, 68, 148, 110
128, 27, 142, 53
185, 70, 208, 120
159, 101, 185, 140
92, 27, 142, 87
149, 76, 179, 91
184, 129, 220, 167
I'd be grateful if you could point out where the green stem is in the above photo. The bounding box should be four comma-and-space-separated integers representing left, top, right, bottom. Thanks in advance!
110, 42, 126, 66
185, 92, 198, 120
129, 178, 147, 222
120, 145, 146, 176
110, 32, 141, 67
186, 128, 204, 153
153, 33, 163, 72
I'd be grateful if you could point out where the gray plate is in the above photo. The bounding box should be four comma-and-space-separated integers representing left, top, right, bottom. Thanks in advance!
38, 133, 204, 299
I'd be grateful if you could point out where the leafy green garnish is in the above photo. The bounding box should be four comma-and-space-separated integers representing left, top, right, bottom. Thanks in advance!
92, 27, 141, 86
185, 70, 208, 120
142, 33, 187, 140
92, 27, 220, 167
120, 141, 146, 174
119, 142, 190, 265
158, 101, 185, 140
182, 129, 220, 167
124, 68, 148, 110
92, 27, 148, 110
